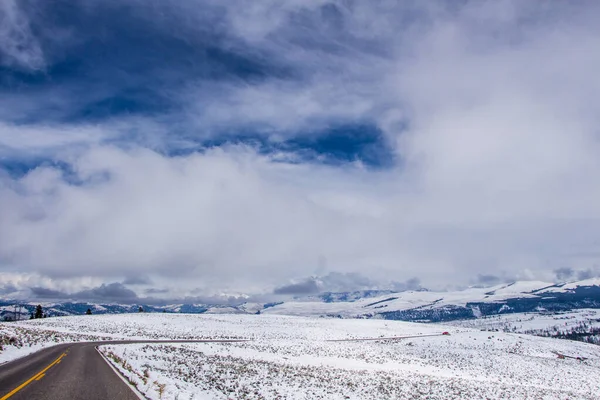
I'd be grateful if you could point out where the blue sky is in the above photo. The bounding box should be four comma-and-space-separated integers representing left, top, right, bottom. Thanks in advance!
1, 0, 600, 303
0, 0, 392, 166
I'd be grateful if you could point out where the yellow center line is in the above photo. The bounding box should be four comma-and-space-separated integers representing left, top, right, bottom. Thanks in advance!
0, 353, 67, 400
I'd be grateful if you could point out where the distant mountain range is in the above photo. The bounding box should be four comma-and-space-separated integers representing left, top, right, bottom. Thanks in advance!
2, 279, 600, 323
261, 279, 600, 322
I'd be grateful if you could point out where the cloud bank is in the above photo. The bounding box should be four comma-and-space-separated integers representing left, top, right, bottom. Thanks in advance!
2, 0, 600, 302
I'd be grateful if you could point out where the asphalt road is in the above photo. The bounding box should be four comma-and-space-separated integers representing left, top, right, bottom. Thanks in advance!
0, 339, 247, 400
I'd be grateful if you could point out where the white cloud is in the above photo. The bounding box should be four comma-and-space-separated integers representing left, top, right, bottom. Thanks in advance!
1, 144, 386, 293
183, 79, 381, 138
0, 122, 109, 154
0, 0, 45, 70
2, 1, 600, 297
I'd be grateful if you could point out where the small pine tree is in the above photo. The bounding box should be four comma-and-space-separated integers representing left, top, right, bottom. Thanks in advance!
34, 305, 43, 319
86, 308, 92, 315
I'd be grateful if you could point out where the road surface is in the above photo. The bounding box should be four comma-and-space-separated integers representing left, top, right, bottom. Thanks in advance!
0, 339, 246, 400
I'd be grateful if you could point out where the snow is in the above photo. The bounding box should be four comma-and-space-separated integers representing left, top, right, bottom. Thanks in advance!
96, 315, 600, 399
2, 313, 600, 399
0, 323, 114, 364
3, 279, 597, 321
543, 278, 600, 292
488, 281, 555, 295
203, 306, 244, 314
237, 302, 263, 314
257, 279, 599, 319
446, 308, 600, 334
0, 342, 50, 365
260, 286, 533, 318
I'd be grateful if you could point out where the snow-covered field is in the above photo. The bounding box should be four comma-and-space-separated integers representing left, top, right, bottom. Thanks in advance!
446, 308, 600, 333
2, 314, 600, 399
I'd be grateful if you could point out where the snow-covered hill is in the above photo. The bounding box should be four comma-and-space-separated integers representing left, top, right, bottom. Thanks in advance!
2, 314, 600, 399
2, 279, 599, 324
445, 308, 600, 344
261, 279, 600, 321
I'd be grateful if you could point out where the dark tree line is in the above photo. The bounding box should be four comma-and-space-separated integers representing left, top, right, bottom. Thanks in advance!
525, 321, 600, 345
30, 304, 46, 319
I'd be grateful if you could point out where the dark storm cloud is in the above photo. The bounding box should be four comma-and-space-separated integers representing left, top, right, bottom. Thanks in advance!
123, 275, 153, 285
273, 273, 425, 296
317, 272, 376, 292
75, 283, 138, 301
0, 0, 284, 123
274, 278, 320, 295
391, 277, 422, 292
144, 288, 169, 295
577, 269, 595, 280
476, 274, 502, 286
30, 286, 68, 298
554, 267, 574, 281
273, 272, 386, 295
553, 267, 599, 281
30, 282, 138, 302
0, 283, 18, 295
26, 282, 259, 305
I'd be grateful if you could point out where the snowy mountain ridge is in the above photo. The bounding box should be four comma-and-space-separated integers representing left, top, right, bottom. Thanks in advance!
262, 279, 600, 321
2, 278, 599, 322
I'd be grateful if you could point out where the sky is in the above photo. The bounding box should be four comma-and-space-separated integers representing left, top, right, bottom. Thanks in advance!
2, 0, 600, 304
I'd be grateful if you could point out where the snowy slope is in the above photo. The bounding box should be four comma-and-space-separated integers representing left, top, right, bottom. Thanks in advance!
261, 279, 600, 321
486, 281, 555, 295
446, 308, 600, 341
539, 278, 600, 293
260, 286, 516, 318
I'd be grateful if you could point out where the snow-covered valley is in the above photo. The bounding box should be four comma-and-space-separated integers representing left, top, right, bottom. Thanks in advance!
445, 308, 600, 344
2, 313, 600, 399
